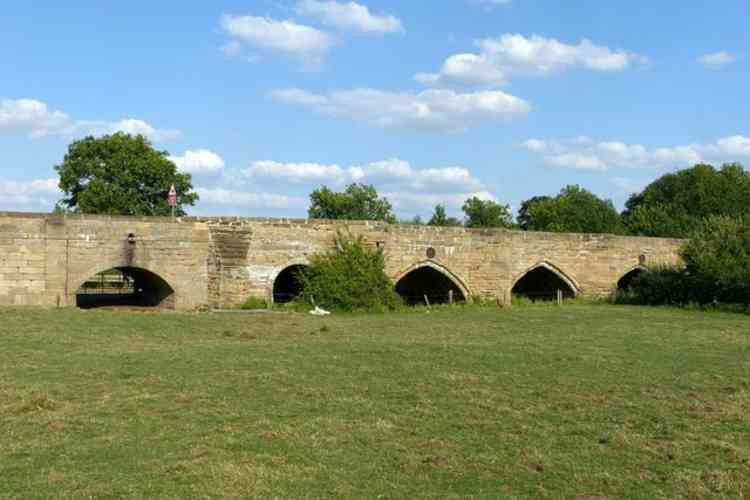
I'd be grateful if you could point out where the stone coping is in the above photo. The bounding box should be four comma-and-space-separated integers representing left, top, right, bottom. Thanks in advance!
0, 210, 684, 243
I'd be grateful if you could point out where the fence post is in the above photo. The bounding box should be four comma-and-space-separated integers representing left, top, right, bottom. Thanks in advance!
424, 294, 431, 308
557, 289, 562, 306
448, 290, 453, 305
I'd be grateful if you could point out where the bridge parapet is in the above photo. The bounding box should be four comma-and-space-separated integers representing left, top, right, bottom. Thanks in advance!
0, 212, 683, 309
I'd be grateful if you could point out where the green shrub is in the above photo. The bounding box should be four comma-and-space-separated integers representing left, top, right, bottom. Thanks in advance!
616, 216, 750, 308
298, 230, 402, 312
614, 266, 701, 305
240, 296, 268, 310
682, 215, 750, 305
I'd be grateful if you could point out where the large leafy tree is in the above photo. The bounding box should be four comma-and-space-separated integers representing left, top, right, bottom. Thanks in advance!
623, 163, 750, 237
681, 215, 750, 304
308, 183, 396, 223
517, 196, 551, 231
462, 197, 513, 228
55, 133, 198, 216
519, 185, 624, 234
428, 204, 462, 227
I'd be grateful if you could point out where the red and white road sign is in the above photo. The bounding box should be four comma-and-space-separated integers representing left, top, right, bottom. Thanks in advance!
168, 184, 177, 206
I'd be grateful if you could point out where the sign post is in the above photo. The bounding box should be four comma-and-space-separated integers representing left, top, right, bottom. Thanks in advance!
168, 184, 177, 218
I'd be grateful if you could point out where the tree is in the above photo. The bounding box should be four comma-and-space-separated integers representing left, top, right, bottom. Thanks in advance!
517, 196, 551, 231
308, 183, 396, 223
681, 215, 750, 304
55, 133, 197, 216
298, 231, 401, 311
519, 186, 624, 234
461, 197, 513, 228
428, 204, 462, 227
623, 163, 750, 237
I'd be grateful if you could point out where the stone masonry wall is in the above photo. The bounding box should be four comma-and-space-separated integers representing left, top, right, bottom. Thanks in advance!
0, 212, 684, 310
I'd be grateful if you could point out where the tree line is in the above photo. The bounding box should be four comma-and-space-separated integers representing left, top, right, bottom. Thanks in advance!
53, 133, 749, 240
309, 163, 750, 239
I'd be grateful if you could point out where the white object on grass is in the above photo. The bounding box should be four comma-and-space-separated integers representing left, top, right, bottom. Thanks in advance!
309, 306, 331, 316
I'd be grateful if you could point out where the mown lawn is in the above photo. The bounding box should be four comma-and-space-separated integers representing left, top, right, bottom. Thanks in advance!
1, 305, 748, 499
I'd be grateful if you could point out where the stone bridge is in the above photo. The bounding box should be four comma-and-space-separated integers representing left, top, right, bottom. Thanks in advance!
0, 212, 683, 309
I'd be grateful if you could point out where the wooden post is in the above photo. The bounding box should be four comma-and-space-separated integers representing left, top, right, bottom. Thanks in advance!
448, 290, 453, 305
424, 294, 431, 307
557, 289, 562, 306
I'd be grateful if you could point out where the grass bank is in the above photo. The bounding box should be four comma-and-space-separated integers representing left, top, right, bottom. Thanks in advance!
1, 305, 748, 498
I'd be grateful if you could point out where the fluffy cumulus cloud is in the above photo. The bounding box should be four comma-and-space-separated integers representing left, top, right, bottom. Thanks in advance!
220, 14, 334, 65
243, 157, 491, 214
415, 34, 642, 87
697, 51, 735, 69
270, 87, 530, 132
295, 0, 402, 34
169, 150, 225, 175
196, 187, 305, 209
0, 98, 178, 141
522, 135, 750, 170
0, 178, 60, 210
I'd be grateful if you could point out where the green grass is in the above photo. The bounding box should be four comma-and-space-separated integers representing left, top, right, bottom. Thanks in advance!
1, 305, 749, 499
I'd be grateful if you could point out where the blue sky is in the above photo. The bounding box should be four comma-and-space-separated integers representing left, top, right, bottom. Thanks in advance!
1, 0, 748, 219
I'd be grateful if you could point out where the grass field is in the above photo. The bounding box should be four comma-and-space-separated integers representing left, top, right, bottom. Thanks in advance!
1, 305, 749, 499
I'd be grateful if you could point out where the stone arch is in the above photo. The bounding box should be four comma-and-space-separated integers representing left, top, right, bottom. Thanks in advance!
394, 261, 471, 305
271, 262, 310, 304
74, 265, 175, 309
617, 265, 649, 291
511, 261, 579, 301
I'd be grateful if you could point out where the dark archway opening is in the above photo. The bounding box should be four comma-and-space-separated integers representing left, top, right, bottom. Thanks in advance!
76, 267, 175, 309
395, 267, 466, 306
273, 265, 308, 304
512, 266, 576, 302
617, 268, 645, 291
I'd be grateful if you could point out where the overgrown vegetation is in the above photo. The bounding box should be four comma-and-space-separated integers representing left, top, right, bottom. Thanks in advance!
297, 230, 401, 312
2, 306, 749, 498
617, 215, 750, 308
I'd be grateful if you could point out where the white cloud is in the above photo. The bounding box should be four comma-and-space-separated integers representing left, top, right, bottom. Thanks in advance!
385, 190, 495, 214
245, 158, 485, 193
0, 178, 60, 209
220, 14, 334, 65
242, 157, 490, 215
697, 51, 735, 68
270, 87, 530, 132
296, 0, 402, 34
523, 135, 750, 170
245, 160, 356, 182
169, 150, 225, 175
416, 34, 643, 87
196, 187, 305, 209
0, 98, 178, 141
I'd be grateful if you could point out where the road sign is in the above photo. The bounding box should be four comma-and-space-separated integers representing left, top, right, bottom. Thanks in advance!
168, 184, 177, 207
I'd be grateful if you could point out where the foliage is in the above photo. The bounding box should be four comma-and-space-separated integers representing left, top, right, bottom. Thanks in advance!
308, 183, 396, 223
518, 185, 624, 234
297, 231, 401, 311
428, 204, 462, 227
517, 196, 551, 230
618, 215, 750, 307
461, 197, 513, 228
681, 215, 750, 304
614, 265, 711, 306
623, 163, 750, 237
240, 296, 268, 310
55, 132, 198, 216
